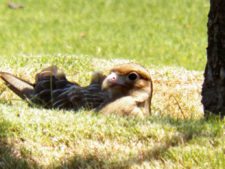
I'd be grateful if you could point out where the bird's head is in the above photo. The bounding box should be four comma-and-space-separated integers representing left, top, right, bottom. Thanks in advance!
102, 63, 152, 99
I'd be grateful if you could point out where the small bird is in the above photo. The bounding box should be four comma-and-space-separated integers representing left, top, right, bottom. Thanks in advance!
0, 66, 107, 110
97, 63, 153, 117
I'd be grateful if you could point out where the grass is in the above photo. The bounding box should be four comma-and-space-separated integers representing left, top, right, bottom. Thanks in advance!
0, 55, 224, 169
1, 0, 224, 169
0, 0, 208, 70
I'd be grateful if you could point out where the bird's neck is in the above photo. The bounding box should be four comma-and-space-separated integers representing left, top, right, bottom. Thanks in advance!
108, 87, 129, 101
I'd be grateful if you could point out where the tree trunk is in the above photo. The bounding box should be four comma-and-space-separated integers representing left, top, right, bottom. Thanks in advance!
202, 0, 225, 117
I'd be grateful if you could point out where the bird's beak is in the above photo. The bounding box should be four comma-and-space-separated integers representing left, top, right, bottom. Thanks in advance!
102, 72, 124, 90
102, 72, 117, 90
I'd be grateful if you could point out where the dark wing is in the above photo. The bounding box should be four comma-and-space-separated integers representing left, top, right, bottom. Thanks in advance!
33, 67, 107, 110
49, 72, 107, 110
32, 66, 82, 109
0, 66, 107, 110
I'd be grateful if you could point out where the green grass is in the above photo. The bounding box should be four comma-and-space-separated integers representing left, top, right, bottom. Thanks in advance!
0, 101, 224, 169
0, 0, 208, 70
1, 0, 224, 169
0, 55, 224, 169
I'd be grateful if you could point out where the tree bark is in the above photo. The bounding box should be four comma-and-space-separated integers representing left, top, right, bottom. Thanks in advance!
202, 0, 225, 117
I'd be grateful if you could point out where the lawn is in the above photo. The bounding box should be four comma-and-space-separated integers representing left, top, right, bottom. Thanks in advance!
1, 0, 225, 169
1, 0, 208, 70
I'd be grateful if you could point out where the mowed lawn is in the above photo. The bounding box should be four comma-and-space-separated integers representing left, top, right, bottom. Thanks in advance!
1, 0, 225, 169
1, 0, 208, 70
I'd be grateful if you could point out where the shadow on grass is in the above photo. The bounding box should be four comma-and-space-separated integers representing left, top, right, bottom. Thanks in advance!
0, 113, 223, 169
57, 116, 224, 169
56, 135, 181, 169
0, 118, 39, 169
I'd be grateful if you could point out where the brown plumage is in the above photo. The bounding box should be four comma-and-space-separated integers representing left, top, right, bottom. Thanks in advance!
0, 66, 107, 110
97, 63, 153, 117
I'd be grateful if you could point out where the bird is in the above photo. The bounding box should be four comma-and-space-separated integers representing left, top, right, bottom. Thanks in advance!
0, 66, 107, 110
0, 63, 153, 117
97, 63, 153, 117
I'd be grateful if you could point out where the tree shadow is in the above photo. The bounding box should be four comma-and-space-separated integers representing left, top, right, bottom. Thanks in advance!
56, 135, 181, 169
0, 113, 223, 169
56, 116, 223, 169
0, 118, 39, 169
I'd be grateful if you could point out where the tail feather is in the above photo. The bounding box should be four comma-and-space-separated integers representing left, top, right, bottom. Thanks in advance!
0, 72, 34, 100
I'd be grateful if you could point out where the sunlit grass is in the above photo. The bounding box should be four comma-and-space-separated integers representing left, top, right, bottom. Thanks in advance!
1, 0, 224, 169
0, 0, 208, 70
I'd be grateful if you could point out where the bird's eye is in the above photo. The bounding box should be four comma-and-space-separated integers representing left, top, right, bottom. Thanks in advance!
127, 72, 139, 81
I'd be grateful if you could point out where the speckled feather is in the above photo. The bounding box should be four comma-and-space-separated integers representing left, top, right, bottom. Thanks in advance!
0, 66, 108, 110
